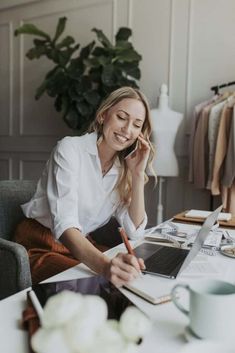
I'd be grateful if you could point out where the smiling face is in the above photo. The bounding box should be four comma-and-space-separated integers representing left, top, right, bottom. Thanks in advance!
101, 98, 146, 153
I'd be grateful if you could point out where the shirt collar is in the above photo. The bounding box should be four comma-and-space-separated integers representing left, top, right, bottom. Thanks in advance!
85, 132, 99, 156
84, 132, 120, 175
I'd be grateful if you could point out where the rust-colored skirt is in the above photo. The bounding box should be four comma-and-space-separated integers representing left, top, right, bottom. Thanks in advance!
14, 218, 109, 284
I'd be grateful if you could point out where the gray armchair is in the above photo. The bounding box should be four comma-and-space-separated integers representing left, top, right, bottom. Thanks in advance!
0, 180, 37, 300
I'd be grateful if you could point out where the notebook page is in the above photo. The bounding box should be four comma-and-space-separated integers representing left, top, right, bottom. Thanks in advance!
124, 274, 173, 304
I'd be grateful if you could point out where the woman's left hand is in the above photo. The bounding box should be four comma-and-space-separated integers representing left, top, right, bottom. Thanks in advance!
125, 134, 150, 175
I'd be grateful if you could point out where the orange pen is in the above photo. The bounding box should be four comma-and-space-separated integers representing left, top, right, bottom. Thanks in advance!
118, 227, 136, 256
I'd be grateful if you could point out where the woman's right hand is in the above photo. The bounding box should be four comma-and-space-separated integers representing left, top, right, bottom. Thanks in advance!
105, 253, 145, 287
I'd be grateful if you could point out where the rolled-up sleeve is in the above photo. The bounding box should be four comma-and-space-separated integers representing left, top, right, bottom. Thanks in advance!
115, 205, 147, 240
46, 138, 82, 239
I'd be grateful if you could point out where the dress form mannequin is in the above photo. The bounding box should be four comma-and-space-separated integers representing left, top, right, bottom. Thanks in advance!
151, 84, 183, 224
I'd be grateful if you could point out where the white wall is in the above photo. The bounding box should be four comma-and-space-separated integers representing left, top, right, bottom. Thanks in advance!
0, 0, 235, 224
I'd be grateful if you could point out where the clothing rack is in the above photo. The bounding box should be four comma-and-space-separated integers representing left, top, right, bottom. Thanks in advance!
211, 81, 235, 95
209, 83, 235, 211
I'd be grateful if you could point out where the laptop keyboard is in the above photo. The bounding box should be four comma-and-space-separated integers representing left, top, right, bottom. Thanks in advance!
144, 246, 189, 276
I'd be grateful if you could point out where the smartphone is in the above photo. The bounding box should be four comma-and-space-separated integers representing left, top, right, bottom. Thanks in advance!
124, 140, 138, 159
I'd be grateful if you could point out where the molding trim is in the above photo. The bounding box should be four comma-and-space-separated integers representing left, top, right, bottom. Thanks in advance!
19, 158, 46, 180
19, 19, 24, 136
127, 0, 133, 28
9, 157, 13, 180
0, 158, 13, 179
9, 21, 13, 136
111, 0, 117, 43
185, 0, 193, 122
0, 22, 13, 137
168, 0, 174, 105
0, 0, 40, 11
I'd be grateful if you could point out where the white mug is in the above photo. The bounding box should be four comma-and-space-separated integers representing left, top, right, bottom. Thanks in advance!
171, 279, 235, 340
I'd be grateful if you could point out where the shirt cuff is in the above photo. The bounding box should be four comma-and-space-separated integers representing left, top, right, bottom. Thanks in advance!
53, 220, 83, 240
122, 212, 147, 240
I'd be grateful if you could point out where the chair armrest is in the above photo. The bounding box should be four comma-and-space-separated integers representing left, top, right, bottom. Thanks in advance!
0, 238, 32, 300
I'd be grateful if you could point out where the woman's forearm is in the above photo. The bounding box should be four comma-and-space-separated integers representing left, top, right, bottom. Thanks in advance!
128, 173, 145, 228
60, 228, 111, 277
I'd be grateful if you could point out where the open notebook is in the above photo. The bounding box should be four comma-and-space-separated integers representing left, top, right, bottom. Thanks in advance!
123, 274, 173, 304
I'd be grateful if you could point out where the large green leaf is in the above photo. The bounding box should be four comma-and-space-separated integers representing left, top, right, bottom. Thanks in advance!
53, 17, 67, 43
98, 55, 110, 66
56, 36, 76, 49
61, 95, 70, 117
84, 58, 100, 68
115, 27, 132, 41
35, 79, 48, 99
47, 48, 59, 63
14, 24, 50, 40
33, 39, 47, 46
45, 66, 60, 79
114, 49, 142, 63
54, 95, 62, 112
26, 46, 47, 59
118, 62, 141, 79
92, 46, 107, 57
84, 90, 100, 106
80, 75, 92, 90
76, 101, 93, 117
89, 67, 102, 83
92, 28, 112, 48
68, 58, 84, 76
58, 50, 70, 66
115, 40, 132, 50
101, 65, 115, 86
65, 107, 80, 129
68, 86, 80, 101
80, 41, 95, 59
46, 71, 67, 97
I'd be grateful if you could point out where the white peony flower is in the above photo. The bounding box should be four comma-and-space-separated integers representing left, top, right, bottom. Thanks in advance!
119, 306, 151, 343
84, 320, 138, 353
65, 295, 108, 352
41, 290, 83, 328
31, 327, 70, 353
31, 290, 149, 353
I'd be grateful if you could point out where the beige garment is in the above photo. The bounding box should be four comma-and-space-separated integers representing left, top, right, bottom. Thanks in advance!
222, 182, 235, 215
228, 184, 235, 214
193, 103, 214, 188
188, 97, 216, 183
207, 100, 228, 189
192, 94, 229, 189
211, 104, 233, 195
222, 107, 235, 187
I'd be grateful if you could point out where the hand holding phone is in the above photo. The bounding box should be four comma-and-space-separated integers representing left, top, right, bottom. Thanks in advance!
124, 140, 139, 159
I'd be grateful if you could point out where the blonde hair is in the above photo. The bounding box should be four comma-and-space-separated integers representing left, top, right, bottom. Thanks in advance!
89, 86, 155, 204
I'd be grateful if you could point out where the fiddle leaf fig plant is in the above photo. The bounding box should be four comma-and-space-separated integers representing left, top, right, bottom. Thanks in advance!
15, 17, 142, 134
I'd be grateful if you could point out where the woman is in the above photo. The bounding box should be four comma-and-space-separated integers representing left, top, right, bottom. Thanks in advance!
14, 87, 155, 287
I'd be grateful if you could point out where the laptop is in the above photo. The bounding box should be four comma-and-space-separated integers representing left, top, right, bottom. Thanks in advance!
134, 205, 223, 279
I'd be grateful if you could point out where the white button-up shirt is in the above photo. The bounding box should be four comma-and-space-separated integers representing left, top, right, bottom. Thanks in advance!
22, 132, 147, 240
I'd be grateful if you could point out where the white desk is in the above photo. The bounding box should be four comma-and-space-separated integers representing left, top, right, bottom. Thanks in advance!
1, 233, 235, 353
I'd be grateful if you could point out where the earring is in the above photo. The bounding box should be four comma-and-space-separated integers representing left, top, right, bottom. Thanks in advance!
100, 119, 104, 125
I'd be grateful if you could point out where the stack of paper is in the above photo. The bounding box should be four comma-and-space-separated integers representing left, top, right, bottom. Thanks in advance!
185, 210, 231, 221
144, 222, 223, 249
